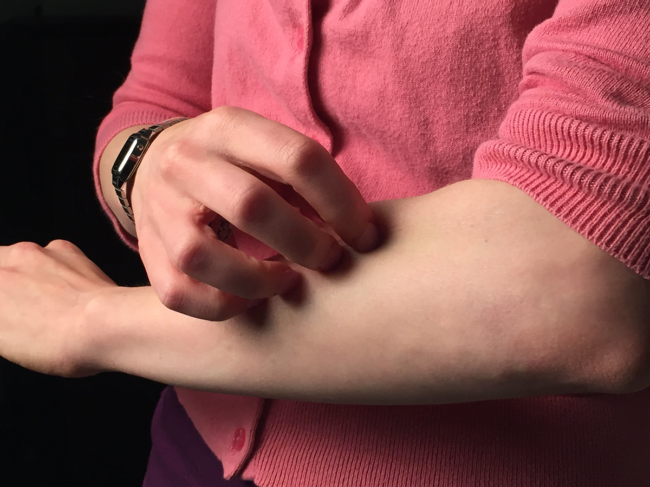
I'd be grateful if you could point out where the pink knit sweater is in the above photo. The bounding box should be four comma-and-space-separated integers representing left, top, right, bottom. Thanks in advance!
94, 0, 650, 485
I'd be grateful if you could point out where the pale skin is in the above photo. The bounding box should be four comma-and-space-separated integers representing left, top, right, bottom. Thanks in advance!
1, 177, 649, 404
100, 107, 380, 321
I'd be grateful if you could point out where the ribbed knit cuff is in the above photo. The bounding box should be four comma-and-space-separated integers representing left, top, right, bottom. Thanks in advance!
472, 109, 650, 279
93, 104, 183, 251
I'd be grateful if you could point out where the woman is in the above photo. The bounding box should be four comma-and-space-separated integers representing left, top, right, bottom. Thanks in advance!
2, 0, 650, 485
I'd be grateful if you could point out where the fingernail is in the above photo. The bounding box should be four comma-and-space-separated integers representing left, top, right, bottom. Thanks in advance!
320, 243, 343, 272
276, 269, 301, 295
354, 222, 379, 252
247, 299, 264, 308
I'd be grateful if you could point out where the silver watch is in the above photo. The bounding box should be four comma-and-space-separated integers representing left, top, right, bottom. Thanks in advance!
111, 117, 188, 223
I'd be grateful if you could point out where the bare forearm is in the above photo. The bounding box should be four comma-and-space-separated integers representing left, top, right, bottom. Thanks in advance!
85, 180, 650, 404
98, 124, 150, 238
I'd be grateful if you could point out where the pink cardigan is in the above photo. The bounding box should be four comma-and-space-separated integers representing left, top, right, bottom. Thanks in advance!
94, 0, 650, 485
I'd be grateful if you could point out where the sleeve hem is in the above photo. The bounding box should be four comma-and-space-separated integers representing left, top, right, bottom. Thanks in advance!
472, 112, 650, 279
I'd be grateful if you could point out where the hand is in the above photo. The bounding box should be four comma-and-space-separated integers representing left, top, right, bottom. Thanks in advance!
0, 240, 115, 378
130, 106, 379, 321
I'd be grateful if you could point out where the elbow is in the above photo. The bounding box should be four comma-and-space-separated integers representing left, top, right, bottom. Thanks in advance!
572, 294, 650, 395
564, 256, 650, 395
516, 281, 650, 396
586, 335, 650, 395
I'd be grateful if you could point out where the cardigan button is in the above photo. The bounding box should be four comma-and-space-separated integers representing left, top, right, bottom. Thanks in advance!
231, 428, 246, 452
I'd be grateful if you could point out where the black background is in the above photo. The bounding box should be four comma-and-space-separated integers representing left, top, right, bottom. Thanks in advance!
0, 3, 169, 486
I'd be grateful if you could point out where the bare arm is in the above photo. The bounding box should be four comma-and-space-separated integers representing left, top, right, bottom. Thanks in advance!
84, 179, 650, 405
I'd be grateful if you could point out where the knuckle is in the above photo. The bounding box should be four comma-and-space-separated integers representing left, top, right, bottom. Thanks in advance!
229, 184, 273, 227
46, 239, 78, 253
10, 241, 43, 257
206, 106, 240, 133
170, 237, 206, 275
157, 281, 186, 313
279, 138, 324, 179
159, 140, 191, 176
11, 241, 42, 252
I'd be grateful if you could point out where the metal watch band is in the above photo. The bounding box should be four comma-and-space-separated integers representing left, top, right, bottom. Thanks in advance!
112, 117, 188, 224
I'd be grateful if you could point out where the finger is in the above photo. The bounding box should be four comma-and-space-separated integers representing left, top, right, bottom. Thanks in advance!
200, 107, 379, 252
209, 217, 236, 246
138, 223, 254, 321
0, 242, 45, 268
149, 198, 301, 300
44, 240, 115, 285
170, 151, 342, 272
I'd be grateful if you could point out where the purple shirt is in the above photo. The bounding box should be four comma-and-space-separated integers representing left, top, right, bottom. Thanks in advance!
143, 387, 256, 487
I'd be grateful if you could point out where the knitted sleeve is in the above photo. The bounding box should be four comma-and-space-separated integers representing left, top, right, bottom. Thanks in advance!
92, 0, 215, 249
472, 0, 650, 278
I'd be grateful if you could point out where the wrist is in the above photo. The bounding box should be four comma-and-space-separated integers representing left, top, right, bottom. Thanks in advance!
111, 118, 189, 228
81, 285, 225, 384
99, 125, 150, 238
82, 286, 141, 374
